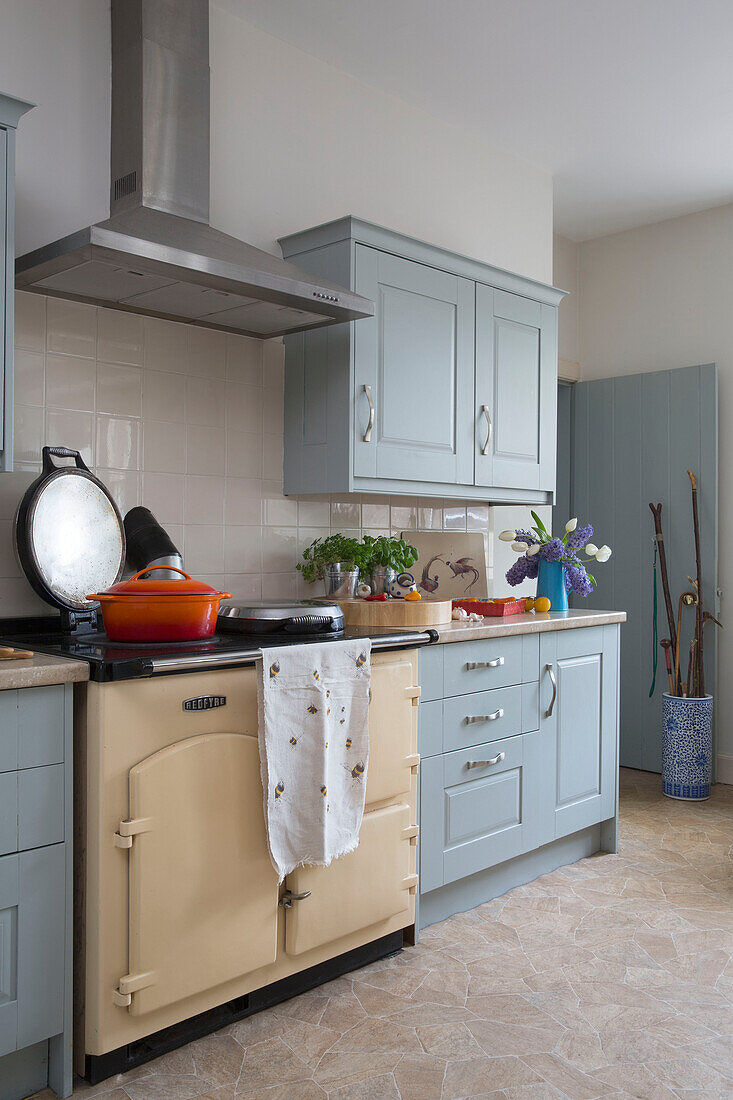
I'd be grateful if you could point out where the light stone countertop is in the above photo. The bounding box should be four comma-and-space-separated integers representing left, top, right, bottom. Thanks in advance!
428, 608, 626, 643
0, 651, 89, 690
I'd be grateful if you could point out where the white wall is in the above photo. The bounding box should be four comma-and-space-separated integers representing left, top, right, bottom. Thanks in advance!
0, 0, 110, 255
208, 5, 553, 283
553, 233, 580, 369
578, 202, 733, 781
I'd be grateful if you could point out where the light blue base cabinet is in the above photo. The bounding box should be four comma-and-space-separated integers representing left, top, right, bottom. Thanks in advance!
0, 685, 73, 1100
279, 217, 563, 503
417, 625, 620, 928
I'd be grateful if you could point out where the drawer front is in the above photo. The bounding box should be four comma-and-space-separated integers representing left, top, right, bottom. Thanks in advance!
420, 729, 551, 893
443, 634, 538, 697
443, 684, 540, 752
0, 765, 64, 858
0, 686, 66, 773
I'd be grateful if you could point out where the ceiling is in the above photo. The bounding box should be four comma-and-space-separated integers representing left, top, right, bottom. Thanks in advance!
215, 0, 733, 241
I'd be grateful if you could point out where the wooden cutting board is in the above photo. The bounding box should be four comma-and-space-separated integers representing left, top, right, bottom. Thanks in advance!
326, 597, 453, 628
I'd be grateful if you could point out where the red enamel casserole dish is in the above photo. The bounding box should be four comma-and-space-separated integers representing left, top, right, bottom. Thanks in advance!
87, 567, 233, 642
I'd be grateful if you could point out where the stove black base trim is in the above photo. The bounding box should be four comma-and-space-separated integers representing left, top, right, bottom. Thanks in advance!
83, 928, 407, 1086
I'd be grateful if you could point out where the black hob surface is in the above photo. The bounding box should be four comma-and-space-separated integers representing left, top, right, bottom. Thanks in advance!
0, 617, 435, 682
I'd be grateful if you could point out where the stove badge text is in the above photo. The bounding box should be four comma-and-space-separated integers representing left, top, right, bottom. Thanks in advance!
183, 695, 227, 711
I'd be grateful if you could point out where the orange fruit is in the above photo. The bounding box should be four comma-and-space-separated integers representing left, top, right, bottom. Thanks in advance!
534, 596, 551, 613
524, 597, 535, 612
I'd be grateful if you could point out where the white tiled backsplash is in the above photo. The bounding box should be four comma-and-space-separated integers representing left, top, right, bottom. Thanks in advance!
0, 292, 541, 618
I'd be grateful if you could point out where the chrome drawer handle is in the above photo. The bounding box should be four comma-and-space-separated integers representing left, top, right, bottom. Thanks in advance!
465, 708, 504, 724
466, 752, 505, 770
544, 663, 557, 718
362, 384, 375, 442
481, 404, 492, 456
466, 657, 504, 670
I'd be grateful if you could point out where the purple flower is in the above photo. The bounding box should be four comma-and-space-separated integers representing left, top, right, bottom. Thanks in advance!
513, 529, 538, 545
506, 553, 539, 586
541, 538, 565, 562
565, 562, 593, 598
567, 523, 593, 551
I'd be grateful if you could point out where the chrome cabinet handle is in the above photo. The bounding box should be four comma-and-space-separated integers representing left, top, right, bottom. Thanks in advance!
362, 384, 375, 442
466, 751, 505, 770
279, 889, 312, 909
544, 663, 557, 718
465, 708, 504, 725
481, 404, 492, 456
466, 657, 504, 670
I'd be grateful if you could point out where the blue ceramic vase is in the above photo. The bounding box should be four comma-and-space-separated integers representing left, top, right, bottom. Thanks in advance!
536, 559, 568, 612
662, 693, 713, 800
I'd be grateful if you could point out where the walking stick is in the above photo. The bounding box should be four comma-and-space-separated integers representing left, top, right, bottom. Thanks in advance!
687, 471, 705, 697
649, 503, 678, 684
660, 638, 674, 695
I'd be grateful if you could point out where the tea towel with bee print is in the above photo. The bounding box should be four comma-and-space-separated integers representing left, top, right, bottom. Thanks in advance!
256, 639, 372, 880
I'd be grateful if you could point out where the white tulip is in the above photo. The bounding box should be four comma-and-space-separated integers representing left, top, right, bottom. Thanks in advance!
595, 545, 612, 562
511, 541, 527, 553
565, 518, 578, 533
585, 543, 599, 557
498, 529, 517, 542
527, 543, 541, 557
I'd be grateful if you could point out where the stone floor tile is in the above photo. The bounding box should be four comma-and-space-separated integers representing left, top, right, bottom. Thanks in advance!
319, 991, 367, 1032
392, 1052, 447, 1098
313, 1052, 401, 1090
188, 1036, 245, 1087
590, 1062, 679, 1099
552, 1030, 608, 1074
124, 1077, 220, 1100
416, 1020, 483, 1059
467, 1019, 564, 1058
327, 1073, 399, 1098
272, 993, 329, 1025
331, 1017, 422, 1054
235, 1037, 312, 1093
280, 1021, 341, 1068
443, 1054, 544, 1097
521, 1052, 611, 1098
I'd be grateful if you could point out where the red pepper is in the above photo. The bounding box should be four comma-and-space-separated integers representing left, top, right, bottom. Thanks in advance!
364, 593, 387, 601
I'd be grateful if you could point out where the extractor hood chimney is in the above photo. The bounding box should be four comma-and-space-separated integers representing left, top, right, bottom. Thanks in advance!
15, 0, 373, 339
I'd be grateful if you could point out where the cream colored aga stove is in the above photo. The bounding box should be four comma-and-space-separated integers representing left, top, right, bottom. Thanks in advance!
74, 649, 420, 1072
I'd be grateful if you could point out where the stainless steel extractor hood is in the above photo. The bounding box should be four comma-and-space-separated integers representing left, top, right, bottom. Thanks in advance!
15, 0, 373, 339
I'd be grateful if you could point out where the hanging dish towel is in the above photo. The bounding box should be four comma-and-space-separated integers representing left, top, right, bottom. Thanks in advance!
257, 638, 371, 881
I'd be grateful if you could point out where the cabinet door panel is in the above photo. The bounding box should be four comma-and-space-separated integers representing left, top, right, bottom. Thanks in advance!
354, 246, 474, 485
285, 803, 414, 955
541, 627, 618, 839
420, 731, 552, 893
127, 733, 279, 1016
475, 285, 557, 492
0, 845, 66, 1056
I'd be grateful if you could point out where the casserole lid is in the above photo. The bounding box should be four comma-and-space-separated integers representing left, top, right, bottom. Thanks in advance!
88, 566, 230, 600
15, 446, 125, 612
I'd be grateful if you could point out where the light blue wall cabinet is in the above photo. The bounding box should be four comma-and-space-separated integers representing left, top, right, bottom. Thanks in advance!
475, 286, 558, 492
417, 623, 620, 928
540, 626, 619, 841
280, 217, 564, 502
0, 684, 73, 1100
353, 247, 475, 485
0, 94, 34, 472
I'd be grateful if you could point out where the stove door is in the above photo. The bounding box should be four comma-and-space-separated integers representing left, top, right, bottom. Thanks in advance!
124, 731, 279, 1016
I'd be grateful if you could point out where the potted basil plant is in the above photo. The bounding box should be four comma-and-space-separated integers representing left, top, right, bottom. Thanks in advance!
360, 535, 418, 595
